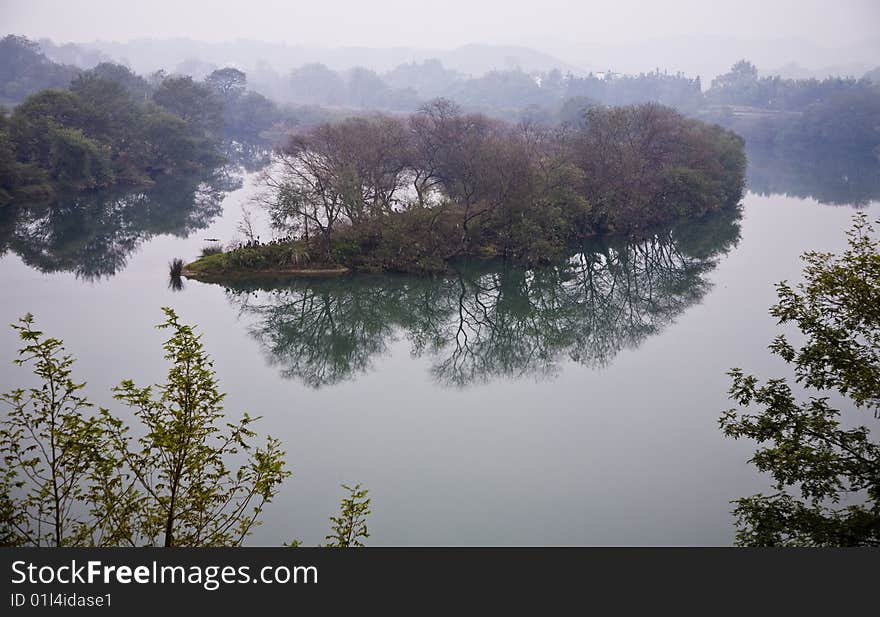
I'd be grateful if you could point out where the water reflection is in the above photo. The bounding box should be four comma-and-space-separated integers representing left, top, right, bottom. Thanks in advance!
219, 208, 742, 388
746, 145, 880, 207
3, 176, 223, 279
0, 144, 271, 280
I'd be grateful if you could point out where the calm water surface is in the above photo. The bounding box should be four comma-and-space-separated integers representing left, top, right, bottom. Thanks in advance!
2, 151, 879, 545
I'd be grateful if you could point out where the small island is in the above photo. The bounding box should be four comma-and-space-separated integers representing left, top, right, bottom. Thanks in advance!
184, 101, 746, 278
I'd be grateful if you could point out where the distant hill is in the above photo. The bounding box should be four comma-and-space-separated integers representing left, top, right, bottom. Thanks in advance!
51, 38, 583, 77
23, 35, 879, 87
419, 44, 583, 76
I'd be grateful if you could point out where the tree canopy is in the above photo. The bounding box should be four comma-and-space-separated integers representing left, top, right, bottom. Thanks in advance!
0, 35, 80, 107
191, 101, 744, 275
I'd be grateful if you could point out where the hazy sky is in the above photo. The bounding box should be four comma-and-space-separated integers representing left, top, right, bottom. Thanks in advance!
2, 0, 878, 51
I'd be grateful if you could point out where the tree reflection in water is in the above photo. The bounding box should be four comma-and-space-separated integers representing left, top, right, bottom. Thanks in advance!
745, 144, 880, 207
222, 208, 742, 388
0, 143, 271, 280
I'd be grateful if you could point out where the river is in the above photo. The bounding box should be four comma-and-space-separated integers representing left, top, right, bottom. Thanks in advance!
1, 148, 878, 545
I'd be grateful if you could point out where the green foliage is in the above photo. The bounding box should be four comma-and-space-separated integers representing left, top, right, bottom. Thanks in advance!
0, 35, 80, 106
3, 74, 223, 201
80, 63, 151, 101
153, 76, 223, 135
47, 126, 111, 189
0, 314, 111, 546
770, 215, 880, 408
0, 110, 54, 206
108, 308, 290, 546
0, 37, 282, 204
721, 213, 880, 546
222, 90, 280, 142
206, 67, 247, 100
325, 484, 371, 547
192, 240, 320, 273
8, 90, 89, 170
1, 310, 291, 547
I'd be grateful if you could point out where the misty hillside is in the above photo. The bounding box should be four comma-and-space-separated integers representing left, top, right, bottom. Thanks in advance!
39, 37, 582, 77
37, 34, 880, 94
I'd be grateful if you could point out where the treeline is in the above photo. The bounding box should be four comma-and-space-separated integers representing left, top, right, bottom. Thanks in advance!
261, 58, 880, 155
0, 35, 80, 107
3, 32, 878, 172
8, 33, 878, 137
189, 101, 744, 275
283, 63, 703, 116
0, 34, 338, 141
259, 56, 878, 125
226, 56, 880, 154
706, 60, 877, 110
0, 73, 222, 204
275, 61, 705, 118
697, 60, 880, 152
0, 36, 289, 206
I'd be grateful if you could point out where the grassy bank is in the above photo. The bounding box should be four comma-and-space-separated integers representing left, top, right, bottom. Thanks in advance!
183, 249, 349, 281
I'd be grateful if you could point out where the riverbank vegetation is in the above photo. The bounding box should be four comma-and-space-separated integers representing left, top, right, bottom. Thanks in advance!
187, 100, 745, 275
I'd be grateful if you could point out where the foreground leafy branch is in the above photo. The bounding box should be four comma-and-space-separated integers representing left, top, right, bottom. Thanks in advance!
106, 307, 290, 546
325, 484, 371, 548
0, 314, 109, 546
1, 308, 371, 547
721, 213, 880, 546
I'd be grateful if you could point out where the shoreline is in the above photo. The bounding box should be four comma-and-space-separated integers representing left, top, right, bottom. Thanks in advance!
182, 265, 350, 282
